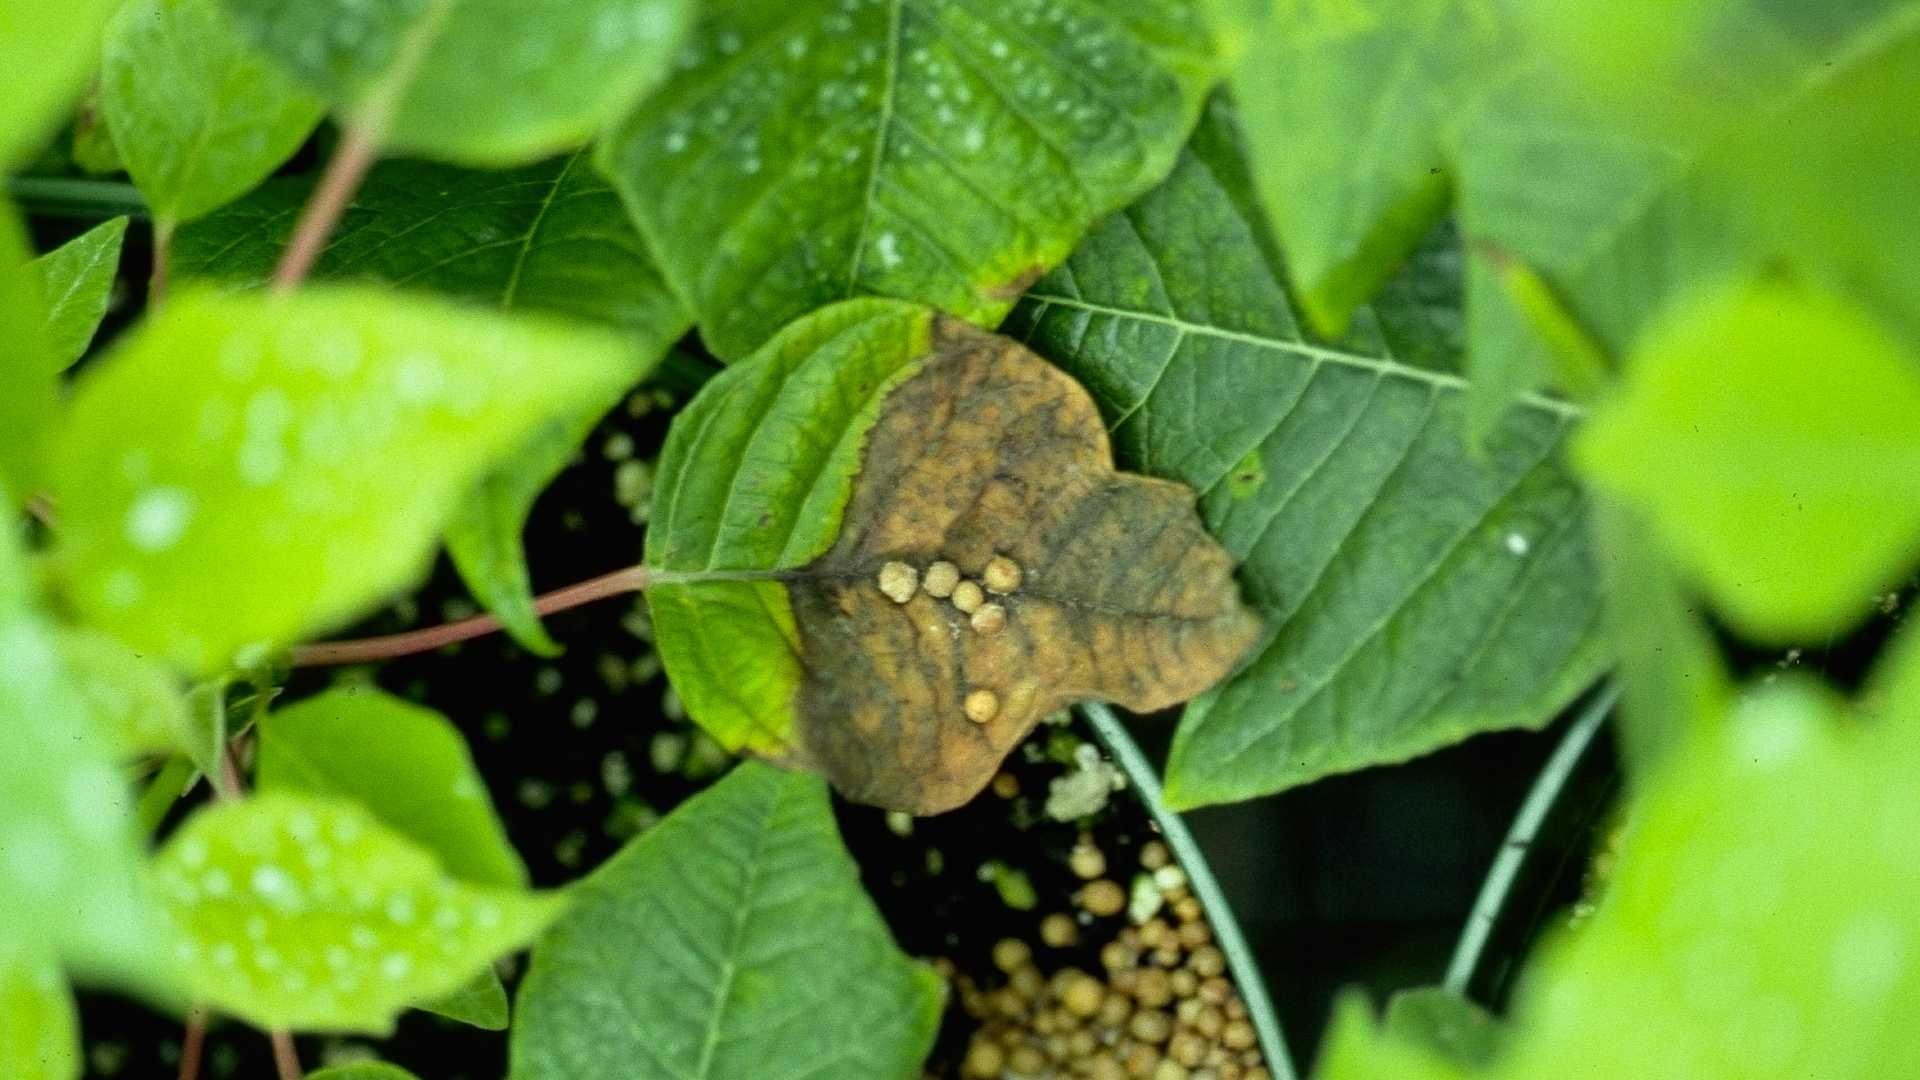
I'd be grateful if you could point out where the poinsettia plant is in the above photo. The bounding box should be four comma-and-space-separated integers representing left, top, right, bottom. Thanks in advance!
3, 0, 1917, 1078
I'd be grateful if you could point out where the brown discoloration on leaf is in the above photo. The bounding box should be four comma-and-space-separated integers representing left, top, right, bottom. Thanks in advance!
986, 264, 1049, 300
788, 317, 1262, 814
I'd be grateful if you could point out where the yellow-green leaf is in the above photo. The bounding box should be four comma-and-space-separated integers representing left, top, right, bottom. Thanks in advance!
155, 792, 563, 1034
49, 285, 642, 673
1578, 282, 1920, 642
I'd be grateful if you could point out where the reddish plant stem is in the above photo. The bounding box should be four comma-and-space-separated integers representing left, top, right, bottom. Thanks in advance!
270, 126, 380, 291
177, 1007, 207, 1080
269, 1031, 303, 1080
215, 740, 245, 802
290, 564, 651, 667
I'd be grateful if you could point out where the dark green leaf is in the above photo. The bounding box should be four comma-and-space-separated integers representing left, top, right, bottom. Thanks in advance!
1218, 0, 1507, 337
176, 153, 688, 653
174, 153, 685, 331
510, 762, 943, 1080
223, 0, 694, 164
257, 687, 526, 888
1006, 103, 1604, 808
418, 965, 509, 1030
49, 285, 644, 673
154, 791, 563, 1033
101, 0, 324, 225
598, 0, 1219, 358
443, 412, 598, 656
30, 217, 127, 369
1383, 988, 1503, 1069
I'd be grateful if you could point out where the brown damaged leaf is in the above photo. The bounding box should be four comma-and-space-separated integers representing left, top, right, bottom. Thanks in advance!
789, 317, 1263, 814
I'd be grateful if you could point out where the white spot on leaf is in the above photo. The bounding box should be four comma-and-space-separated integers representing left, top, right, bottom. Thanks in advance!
124, 487, 195, 551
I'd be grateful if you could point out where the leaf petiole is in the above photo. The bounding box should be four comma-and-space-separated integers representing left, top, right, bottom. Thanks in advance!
288, 563, 780, 667
269, 125, 379, 291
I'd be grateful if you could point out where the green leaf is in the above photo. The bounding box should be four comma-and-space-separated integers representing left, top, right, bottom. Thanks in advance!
1700, 15, 1920, 342
56, 627, 195, 759
223, 0, 694, 164
510, 762, 943, 1080
309, 1066, 422, 1080
1006, 101, 1604, 808
101, 0, 324, 226
175, 152, 689, 653
645, 299, 933, 753
1590, 502, 1731, 775
1577, 281, 1920, 643
0, 484, 172, 993
419, 965, 509, 1030
1319, 993, 1470, 1080
1220, 0, 1508, 338
1867, 617, 1920, 725
30, 217, 127, 370
174, 153, 686, 330
0, 0, 118, 167
257, 687, 525, 888
154, 791, 563, 1034
182, 681, 231, 784
48, 284, 643, 674
1, 205, 56, 499
1382, 988, 1503, 1069
443, 408, 601, 656
70, 86, 124, 177
597, 0, 1219, 359
0, 950, 79, 1080
1323, 679, 1920, 1079
1451, 3, 1917, 420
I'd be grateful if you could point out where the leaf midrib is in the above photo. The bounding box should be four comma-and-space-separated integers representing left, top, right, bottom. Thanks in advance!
498, 148, 582, 311
1022, 291, 1582, 418
689, 782, 783, 1079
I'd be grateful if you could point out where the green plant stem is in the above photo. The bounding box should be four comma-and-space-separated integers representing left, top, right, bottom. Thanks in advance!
137, 756, 197, 836
4, 176, 148, 219
269, 1030, 302, 1079
271, 125, 380, 291
150, 219, 175, 305
1444, 680, 1620, 998
1080, 702, 1298, 1080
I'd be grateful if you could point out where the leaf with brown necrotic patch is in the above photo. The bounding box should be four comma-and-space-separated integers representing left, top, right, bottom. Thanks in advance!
646, 300, 1260, 813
